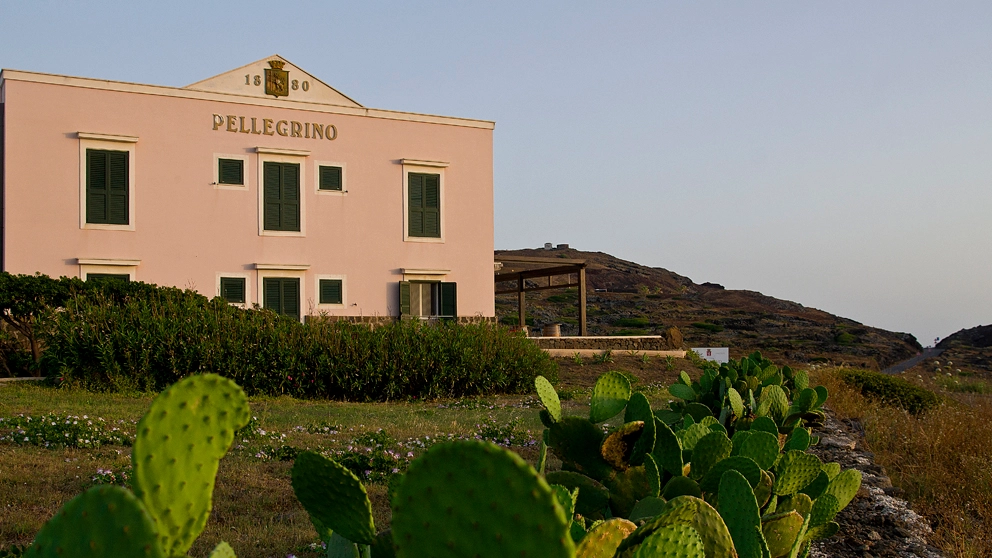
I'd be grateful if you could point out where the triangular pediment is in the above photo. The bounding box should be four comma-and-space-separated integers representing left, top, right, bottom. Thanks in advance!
184, 55, 362, 108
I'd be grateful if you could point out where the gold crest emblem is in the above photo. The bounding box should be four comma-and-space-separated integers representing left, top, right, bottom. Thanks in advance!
264, 60, 289, 97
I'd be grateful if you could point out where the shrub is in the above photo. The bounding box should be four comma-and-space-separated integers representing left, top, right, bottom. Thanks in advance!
612, 317, 649, 328
838, 369, 940, 415
690, 321, 723, 333
41, 286, 556, 400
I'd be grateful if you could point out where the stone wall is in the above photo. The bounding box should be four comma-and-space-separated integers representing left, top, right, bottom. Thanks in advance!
306, 315, 497, 326
529, 335, 680, 351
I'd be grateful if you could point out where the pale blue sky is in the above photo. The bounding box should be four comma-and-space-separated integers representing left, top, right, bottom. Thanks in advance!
2, 1, 990, 345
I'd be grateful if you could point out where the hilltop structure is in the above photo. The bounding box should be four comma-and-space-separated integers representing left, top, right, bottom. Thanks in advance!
0, 56, 495, 321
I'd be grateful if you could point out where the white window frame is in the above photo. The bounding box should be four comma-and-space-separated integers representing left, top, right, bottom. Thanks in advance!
216, 272, 251, 308
213, 153, 250, 190
78, 133, 138, 231
314, 274, 347, 310
256, 147, 309, 237
313, 160, 347, 196
401, 159, 448, 243
255, 264, 309, 322
77, 258, 140, 282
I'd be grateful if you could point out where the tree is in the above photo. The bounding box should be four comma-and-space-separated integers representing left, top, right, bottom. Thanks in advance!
0, 273, 79, 375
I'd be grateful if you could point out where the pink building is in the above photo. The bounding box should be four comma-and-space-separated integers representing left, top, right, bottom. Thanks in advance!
0, 56, 495, 321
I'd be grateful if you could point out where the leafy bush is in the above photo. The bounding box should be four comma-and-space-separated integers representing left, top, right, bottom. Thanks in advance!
41, 286, 554, 400
690, 321, 724, 333
613, 316, 650, 328
838, 369, 940, 415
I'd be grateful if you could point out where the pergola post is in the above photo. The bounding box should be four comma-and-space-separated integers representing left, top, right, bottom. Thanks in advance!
578, 267, 587, 336
518, 278, 526, 332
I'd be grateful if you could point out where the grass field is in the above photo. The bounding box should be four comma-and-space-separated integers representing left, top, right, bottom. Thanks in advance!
0, 355, 685, 557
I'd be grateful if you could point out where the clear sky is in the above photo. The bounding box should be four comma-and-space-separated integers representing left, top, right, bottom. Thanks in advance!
2, 1, 990, 346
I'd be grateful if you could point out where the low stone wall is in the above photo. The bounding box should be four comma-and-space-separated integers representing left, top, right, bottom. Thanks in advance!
305, 315, 497, 326
529, 335, 680, 351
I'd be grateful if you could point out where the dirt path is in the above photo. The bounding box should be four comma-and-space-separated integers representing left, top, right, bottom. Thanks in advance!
880, 348, 943, 375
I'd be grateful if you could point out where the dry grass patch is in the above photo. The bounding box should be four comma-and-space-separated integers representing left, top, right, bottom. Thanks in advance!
816, 368, 992, 558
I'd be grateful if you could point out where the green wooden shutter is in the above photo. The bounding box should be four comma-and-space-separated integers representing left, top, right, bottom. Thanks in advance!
263, 277, 281, 314
408, 173, 424, 237
107, 151, 129, 224
282, 278, 300, 320
282, 164, 300, 231
319, 279, 342, 304
218, 159, 244, 185
424, 174, 440, 237
220, 277, 246, 303
86, 150, 108, 223
399, 281, 411, 317
440, 282, 457, 318
263, 162, 282, 230
86, 273, 130, 283
319, 165, 342, 191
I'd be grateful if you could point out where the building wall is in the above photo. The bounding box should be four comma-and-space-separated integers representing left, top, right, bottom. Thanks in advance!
0, 73, 495, 318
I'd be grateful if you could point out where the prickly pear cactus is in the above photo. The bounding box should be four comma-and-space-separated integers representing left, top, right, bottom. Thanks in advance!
536, 375, 562, 422
27, 485, 163, 558
602, 421, 645, 470
208, 541, 236, 558
618, 496, 736, 558
823, 468, 862, 510
291, 451, 377, 545
548, 417, 613, 480
760, 511, 804, 558
717, 470, 766, 558
574, 518, 637, 558
772, 451, 822, 496
391, 440, 573, 558
546, 471, 610, 517
652, 419, 683, 477
689, 432, 732, 480
698, 456, 761, 494
589, 371, 631, 423
625, 393, 656, 466
739, 431, 779, 470
131, 374, 250, 558
632, 523, 706, 558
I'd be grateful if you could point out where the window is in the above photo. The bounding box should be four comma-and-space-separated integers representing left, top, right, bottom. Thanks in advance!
318, 279, 343, 305
218, 159, 244, 185
399, 281, 456, 318
220, 277, 246, 303
407, 173, 440, 238
263, 277, 300, 319
86, 273, 130, 283
318, 165, 342, 191
263, 161, 300, 231
86, 149, 129, 225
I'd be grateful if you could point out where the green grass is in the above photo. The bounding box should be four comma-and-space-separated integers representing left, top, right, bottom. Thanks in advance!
0, 382, 551, 557
613, 317, 650, 328
690, 322, 724, 333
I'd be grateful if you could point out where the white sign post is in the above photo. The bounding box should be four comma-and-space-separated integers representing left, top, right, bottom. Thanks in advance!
691, 347, 729, 363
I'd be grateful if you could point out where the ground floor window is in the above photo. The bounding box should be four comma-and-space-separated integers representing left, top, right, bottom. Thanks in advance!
220, 277, 246, 304
263, 277, 300, 319
86, 273, 130, 283
399, 281, 456, 319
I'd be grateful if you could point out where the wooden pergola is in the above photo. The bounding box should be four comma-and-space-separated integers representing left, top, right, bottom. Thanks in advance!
494, 255, 588, 336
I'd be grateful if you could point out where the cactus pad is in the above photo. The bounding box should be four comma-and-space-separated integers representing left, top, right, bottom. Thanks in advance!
602, 421, 645, 470
730, 430, 751, 456
821, 462, 841, 481
536, 376, 562, 422
392, 440, 573, 558
783, 428, 810, 452
758, 385, 789, 424
663, 476, 702, 500
717, 470, 764, 558
131, 374, 250, 558
739, 431, 780, 471
793, 370, 809, 393
28, 485, 163, 558
773, 451, 822, 496
550, 484, 577, 526
669, 383, 697, 402
727, 388, 745, 419
679, 423, 713, 453
805, 521, 839, 541
652, 419, 684, 477
326, 532, 360, 558
753, 470, 774, 509
546, 471, 611, 517
690, 432, 732, 480
618, 496, 736, 558
208, 541, 236, 558
632, 524, 706, 558
292, 451, 376, 544
605, 466, 651, 518
760, 511, 804, 558
799, 471, 829, 500
548, 417, 613, 481
574, 518, 637, 558
625, 393, 656, 465
699, 456, 762, 494
814, 385, 829, 407
590, 371, 632, 423
823, 469, 862, 511
809, 494, 839, 527
749, 416, 779, 436
629, 497, 668, 522
645, 454, 662, 497
370, 529, 396, 558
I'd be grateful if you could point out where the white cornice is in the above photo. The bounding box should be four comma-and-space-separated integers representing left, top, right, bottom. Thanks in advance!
76, 258, 141, 266
255, 147, 311, 157
77, 132, 139, 143
400, 159, 450, 168
1, 69, 495, 130
254, 263, 310, 271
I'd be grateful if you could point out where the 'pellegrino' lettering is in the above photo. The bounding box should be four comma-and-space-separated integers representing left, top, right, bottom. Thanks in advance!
212, 114, 337, 140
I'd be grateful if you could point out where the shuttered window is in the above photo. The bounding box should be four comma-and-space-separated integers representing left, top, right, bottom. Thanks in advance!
318, 165, 342, 191
220, 277, 246, 303
319, 279, 343, 304
218, 159, 244, 185
263, 162, 300, 231
86, 149, 129, 225
408, 173, 440, 238
399, 281, 456, 318
262, 277, 300, 319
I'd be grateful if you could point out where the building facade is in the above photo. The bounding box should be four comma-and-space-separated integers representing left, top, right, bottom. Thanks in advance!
0, 56, 495, 321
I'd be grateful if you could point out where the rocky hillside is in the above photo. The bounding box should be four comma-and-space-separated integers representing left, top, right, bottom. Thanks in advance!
495, 247, 921, 369
935, 324, 992, 376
